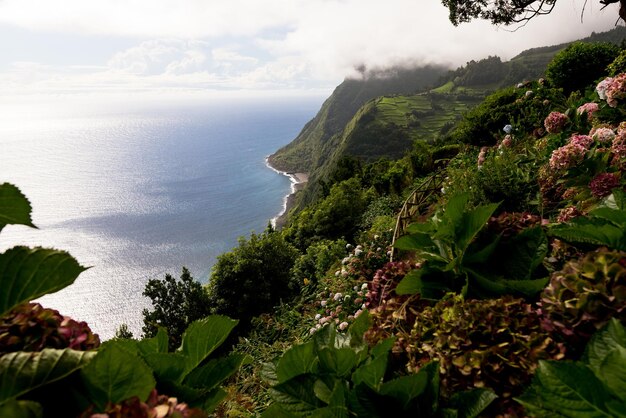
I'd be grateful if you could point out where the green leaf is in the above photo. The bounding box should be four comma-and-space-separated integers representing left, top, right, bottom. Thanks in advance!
0, 400, 42, 418
456, 202, 499, 253
597, 346, 626, 402
178, 315, 238, 376
463, 235, 500, 265
313, 379, 333, 404
516, 360, 612, 417
370, 337, 395, 359
0, 348, 94, 405
585, 318, 626, 373
589, 207, 626, 226
137, 327, 169, 355
348, 310, 371, 346
80, 344, 155, 410
394, 233, 435, 251
0, 183, 35, 233
269, 374, 323, 413
601, 190, 626, 211
395, 269, 425, 295
351, 354, 387, 391
261, 403, 296, 418
183, 354, 249, 391
317, 348, 357, 378
379, 373, 428, 409
449, 388, 497, 418
0, 246, 87, 317
143, 352, 187, 382
406, 222, 435, 234
495, 227, 548, 280
198, 387, 228, 413
549, 219, 626, 251
276, 341, 317, 382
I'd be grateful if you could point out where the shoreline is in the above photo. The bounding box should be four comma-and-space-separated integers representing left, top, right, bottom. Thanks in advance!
265, 157, 308, 229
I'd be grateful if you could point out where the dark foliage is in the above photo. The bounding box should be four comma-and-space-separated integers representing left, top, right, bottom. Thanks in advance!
142, 267, 212, 350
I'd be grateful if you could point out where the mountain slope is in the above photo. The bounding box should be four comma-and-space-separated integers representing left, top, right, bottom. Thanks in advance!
267, 65, 449, 172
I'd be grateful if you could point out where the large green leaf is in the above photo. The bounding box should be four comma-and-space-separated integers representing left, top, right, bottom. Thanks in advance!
393, 233, 436, 251
448, 388, 498, 418
597, 347, 626, 402
80, 344, 155, 410
351, 354, 387, 391
456, 203, 499, 253
0, 246, 87, 316
317, 348, 357, 378
348, 309, 371, 346
178, 315, 238, 376
589, 207, 626, 226
269, 374, 324, 413
137, 327, 169, 355
143, 352, 187, 382
395, 266, 450, 297
183, 353, 249, 391
585, 318, 626, 373
494, 227, 547, 280
0, 183, 35, 233
0, 349, 94, 405
516, 361, 613, 417
0, 400, 42, 418
549, 218, 626, 251
378, 373, 428, 409
276, 341, 317, 382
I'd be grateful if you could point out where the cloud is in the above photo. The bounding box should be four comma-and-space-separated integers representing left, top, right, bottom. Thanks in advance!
0, 0, 621, 93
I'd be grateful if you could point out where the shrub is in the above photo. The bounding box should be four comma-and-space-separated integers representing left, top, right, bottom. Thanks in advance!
540, 248, 626, 348
408, 295, 567, 401
207, 230, 300, 327
545, 42, 620, 94
606, 48, 626, 76
142, 267, 212, 351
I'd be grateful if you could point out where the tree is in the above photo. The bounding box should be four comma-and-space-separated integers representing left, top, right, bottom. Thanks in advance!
114, 323, 134, 339
441, 0, 625, 27
142, 267, 211, 350
207, 230, 300, 328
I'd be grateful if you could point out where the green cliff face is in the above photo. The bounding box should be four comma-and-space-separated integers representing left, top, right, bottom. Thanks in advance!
267, 65, 449, 173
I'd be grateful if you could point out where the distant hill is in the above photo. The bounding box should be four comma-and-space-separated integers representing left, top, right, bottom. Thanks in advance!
271, 26, 626, 210
267, 66, 449, 173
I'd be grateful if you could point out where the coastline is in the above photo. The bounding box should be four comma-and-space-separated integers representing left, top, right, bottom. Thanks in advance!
265, 157, 308, 229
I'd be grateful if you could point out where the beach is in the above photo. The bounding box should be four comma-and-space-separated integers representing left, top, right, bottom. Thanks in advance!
265, 158, 308, 229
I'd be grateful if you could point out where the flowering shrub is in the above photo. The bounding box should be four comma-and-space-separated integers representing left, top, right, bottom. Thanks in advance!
408, 295, 567, 401
544, 111, 569, 134
598, 73, 626, 108
0, 302, 100, 354
79, 389, 206, 418
576, 102, 599, 120
540, 248, 626, 348
589, 172, 620, 198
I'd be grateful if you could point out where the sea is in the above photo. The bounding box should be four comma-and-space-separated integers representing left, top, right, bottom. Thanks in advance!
0, 93, 324, 340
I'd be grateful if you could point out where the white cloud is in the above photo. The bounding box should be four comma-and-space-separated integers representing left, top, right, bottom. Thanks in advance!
0, 0, 621, 93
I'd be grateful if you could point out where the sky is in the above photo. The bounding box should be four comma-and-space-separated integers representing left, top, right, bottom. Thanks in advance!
0, 0, 622, 98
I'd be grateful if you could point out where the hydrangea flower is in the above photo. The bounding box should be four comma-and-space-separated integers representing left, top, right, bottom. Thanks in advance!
604, 73, 626, 108
503, 124, 513, 134
576, 102, 599, 120
591, 127, 616, 144
568, 134, 593, 150
597, 77, 613, 100
589, 172, 620, 198
549, 143, 586, 171
544, 111, 569, 134
500, 135, 512, 148
477, 146, 488, 167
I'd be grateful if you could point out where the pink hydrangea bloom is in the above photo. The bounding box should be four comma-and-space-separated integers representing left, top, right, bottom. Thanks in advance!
544, 111, 569, 134
568, 134, 593, 149
604, 73, 626, 108
549, 143, 586, 171
500, 134, 513, 148
576, 102, 599, 120
591, 127, 616, 144
589, 172, 620, 198
477, 146, 488, 167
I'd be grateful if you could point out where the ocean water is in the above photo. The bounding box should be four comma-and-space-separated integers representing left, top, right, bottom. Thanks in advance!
0, 94, 323, 339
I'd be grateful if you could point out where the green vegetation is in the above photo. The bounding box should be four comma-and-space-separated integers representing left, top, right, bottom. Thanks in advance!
5, 26, 626, 418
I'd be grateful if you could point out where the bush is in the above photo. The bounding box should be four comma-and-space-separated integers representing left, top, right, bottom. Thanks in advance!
207, 230, 300, 327
607, 48, 626, 76
142, 267, 212, 350
545, 42, 620, 94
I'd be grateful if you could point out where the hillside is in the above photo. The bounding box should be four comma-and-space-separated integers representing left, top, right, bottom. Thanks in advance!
267, 65, 449, 173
